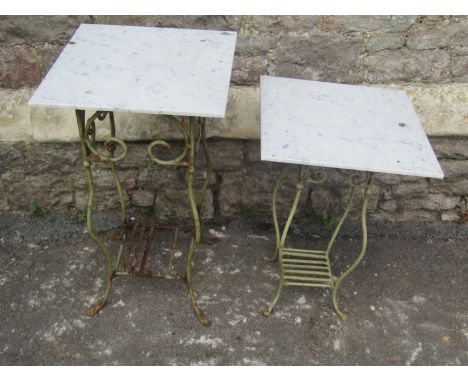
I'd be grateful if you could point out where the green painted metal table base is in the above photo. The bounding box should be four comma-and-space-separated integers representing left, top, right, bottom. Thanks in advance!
76, 110, 212, 327
262, 166, 374, 320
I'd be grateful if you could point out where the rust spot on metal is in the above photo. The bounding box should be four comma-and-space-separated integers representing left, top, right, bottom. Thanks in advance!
105, 142, 116, 152
89, 154, 110, 162
86, 299, 106, 316
139, 225, 155, 274
116, 222, 194, 279
89, 154, 100, 161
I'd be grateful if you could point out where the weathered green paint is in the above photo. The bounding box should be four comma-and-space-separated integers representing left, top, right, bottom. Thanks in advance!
76, 110, 212, 326
263, 167, 374, 320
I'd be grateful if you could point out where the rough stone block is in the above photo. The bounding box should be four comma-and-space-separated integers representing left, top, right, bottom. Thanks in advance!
244, 16, 322, 34
453, 46, 468, 56
277, 34, 364, 83
403, 194, 460, 210
37, 43, 65, 76
0, 88, 33, 141
208, 86, 260, 139
364, 49, 450, 83
366, 33, 405, 52
232, 55, 269, 85
22, 143, 80, 175
131, 189, 155, 207
377, 199, 398, 212
0, 46, 43, 88
391, 181, 432, 198
407, 17, 468, 49
384, 84, 467, 137
245, 140, 260, 163
93, 15, 242, 31
92, 169, 137, 190
374, 173, 415, 185
75, 189, 128, 211
136, 165, 184, 189
240, 162, 289, 210
207, 140, 244, 171
441, 210, 460, 222
0, 16, 91, 44
218, 171, 243, 217
372, 209, 437, 222
234, 35, 278, 56
451, 55, 468, 82
6, 173, 65, 210
430, 179, 468, 195
439, 160, 468, 179
322, 15, 417, 33
431, 138, 468, 160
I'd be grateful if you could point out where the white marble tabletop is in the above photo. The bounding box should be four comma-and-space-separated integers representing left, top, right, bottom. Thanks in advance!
29, 24, 237, 118
261, 76, 444, 179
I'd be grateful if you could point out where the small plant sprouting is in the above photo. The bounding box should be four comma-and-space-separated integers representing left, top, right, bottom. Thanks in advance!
142, 206, 155, 217
163, 208, 177, 224
314, 209, 336, 231
27, 202, 40, 215
27, 202, 55, 222
76, 211, 87, 223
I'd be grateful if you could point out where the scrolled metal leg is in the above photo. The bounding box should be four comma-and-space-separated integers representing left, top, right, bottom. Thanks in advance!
76, 110, 124, 316
186, 117, 211, 327
196, 118, 217, 245
332, 173, 373, 320
262, 166, 307, 317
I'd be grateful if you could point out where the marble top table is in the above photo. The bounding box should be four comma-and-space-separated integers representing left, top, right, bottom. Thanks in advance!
28, 24, 237, 326
261, 75, 444, 179
29, 24, 237, 118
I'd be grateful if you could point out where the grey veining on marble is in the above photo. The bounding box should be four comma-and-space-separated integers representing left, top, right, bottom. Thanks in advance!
29, 24, 237, 118
260, 76, 444, 179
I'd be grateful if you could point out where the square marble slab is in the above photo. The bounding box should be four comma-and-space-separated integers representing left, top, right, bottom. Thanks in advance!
29, 24, 237, 118
261, 76, 444, 179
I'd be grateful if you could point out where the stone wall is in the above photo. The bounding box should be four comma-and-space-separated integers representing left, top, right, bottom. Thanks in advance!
0, 16, 467, 223
1, 138, 468, 225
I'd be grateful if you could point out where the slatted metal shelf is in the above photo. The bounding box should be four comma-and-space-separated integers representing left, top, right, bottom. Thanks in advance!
281, 247, 333, 288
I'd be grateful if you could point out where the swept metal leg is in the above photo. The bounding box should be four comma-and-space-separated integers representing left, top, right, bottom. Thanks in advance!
197, 117, 212, 214
264, 168, 290, 262
262, 166, 307, 316
75, 110, 128, 316
186, 117, 211, 327
108, 112, 127, 227
332, 173, 373, 320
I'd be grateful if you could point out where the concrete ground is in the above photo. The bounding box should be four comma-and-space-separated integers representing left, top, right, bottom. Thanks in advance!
0, 212, 467, 365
